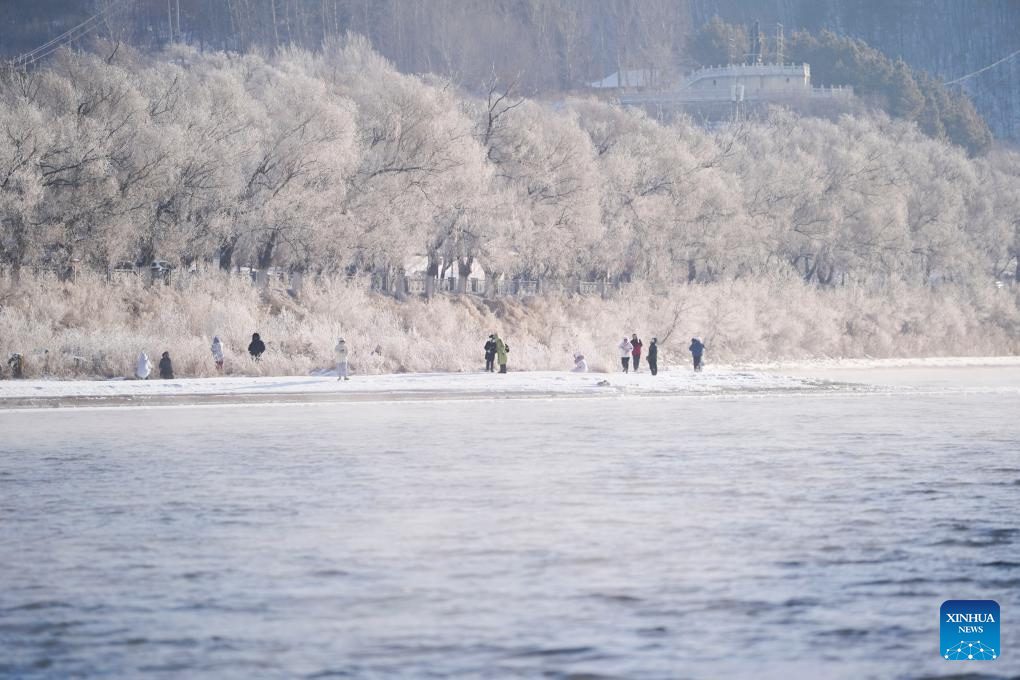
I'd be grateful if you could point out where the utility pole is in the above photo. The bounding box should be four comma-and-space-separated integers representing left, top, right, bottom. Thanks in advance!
176, 0, 181, 42
167, 0, 173, 43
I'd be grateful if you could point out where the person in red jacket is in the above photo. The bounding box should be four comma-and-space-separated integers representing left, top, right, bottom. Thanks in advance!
630, 333, 643, 372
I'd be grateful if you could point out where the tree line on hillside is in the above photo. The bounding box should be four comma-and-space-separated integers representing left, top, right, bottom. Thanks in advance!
690, 18, 992, 155
688, 0, 1020, 143
1, 0, 691, 94
3, 1, 998, 154
1, 39, 1018, 296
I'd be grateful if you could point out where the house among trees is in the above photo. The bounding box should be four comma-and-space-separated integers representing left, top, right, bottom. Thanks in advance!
591, 21, 853, 122
605, 62, 852, 121
677, 63, 847, 101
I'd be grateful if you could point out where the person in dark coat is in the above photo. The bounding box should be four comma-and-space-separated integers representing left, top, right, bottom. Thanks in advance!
484, 334, 497, 372
7, 353, 24, 379
689, 337, 705, 372
647, 338, 659, 376
630, 333, 643, 371
158, 351, 174, 379
248, 332, 266, 361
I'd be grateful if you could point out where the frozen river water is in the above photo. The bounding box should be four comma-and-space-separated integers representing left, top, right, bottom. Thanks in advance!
2, 367, 1019, 679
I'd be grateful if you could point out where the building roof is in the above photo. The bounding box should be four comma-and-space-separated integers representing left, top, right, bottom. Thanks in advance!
590, 69, 660, 89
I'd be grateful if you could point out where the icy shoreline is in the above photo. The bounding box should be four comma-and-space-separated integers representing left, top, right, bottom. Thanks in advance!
733, 355, 1020, 370
0, 369, 851, 409
1, 357, 1018, 409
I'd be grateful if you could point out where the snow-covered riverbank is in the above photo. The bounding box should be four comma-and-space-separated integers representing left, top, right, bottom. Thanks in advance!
2, 357, 1018, 409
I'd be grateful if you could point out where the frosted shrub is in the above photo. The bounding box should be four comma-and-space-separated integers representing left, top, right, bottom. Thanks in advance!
0, 272, 1017, 379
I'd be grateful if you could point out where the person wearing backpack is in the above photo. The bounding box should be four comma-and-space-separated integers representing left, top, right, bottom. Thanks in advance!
689, 337, 706, 372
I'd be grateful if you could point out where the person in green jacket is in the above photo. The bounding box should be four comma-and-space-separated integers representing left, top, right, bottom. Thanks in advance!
494, 333, 509, 374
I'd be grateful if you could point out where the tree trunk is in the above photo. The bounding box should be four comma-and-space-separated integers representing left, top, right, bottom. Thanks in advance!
219, 237, 237, 271
424, 250, 440, 299
457, 256, 473, 294
486, 272, 501, 298
395, 266, 408, 301
256, 231, 277, 270
804, 255, 817, 283
139, 238, 155, 267
687, 258, 697, 283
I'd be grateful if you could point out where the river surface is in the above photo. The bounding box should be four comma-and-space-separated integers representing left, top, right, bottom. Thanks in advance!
2, 373, 1019, 679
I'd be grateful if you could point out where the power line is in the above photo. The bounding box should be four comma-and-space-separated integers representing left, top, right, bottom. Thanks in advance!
8, 0, 133, 69
944, 46, 1020, 85
24, 1, 134, 67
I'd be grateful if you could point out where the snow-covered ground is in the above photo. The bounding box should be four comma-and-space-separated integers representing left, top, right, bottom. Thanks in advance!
1, 357, 1018, 408
0, 369, 841, 407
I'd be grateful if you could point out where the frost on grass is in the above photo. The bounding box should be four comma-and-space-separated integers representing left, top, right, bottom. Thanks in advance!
0, 271, 1016, 379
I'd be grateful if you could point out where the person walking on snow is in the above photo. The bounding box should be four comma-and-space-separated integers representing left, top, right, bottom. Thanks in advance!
647, 338, 659, 376
158, 351, 174, 379
572, 353, 588, 372
248, 332, 266, 361
211, 336, 224, 373
135, 352, 152, 380
484, 334, 497, 372
689, 337, 706, 372
618, 337, 633, 373
335, 338, 349, 381
630, 333, 643, 371
494, 333, 509, 374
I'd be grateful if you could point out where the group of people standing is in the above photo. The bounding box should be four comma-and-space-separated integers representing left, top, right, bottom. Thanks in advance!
131, 329, 706, 381
134, 332, 268, 379
617, 334, 659, 375
618, 335, 706, 373
479, 332, 706, 375
483, 333, 510, 373
135, 351, 176, 380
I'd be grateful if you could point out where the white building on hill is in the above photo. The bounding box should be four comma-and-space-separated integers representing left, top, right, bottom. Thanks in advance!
612, 62, 852, 108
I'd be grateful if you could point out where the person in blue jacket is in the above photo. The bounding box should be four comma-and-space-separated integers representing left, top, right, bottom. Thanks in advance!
689, 337, 706, 372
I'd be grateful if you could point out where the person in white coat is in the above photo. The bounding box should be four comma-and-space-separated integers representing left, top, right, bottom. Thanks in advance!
572, 353, 588, 373
135, 352, 152, 380
335, 338, 349, 381
211, 336, 224, 373
618, 337, 633, 373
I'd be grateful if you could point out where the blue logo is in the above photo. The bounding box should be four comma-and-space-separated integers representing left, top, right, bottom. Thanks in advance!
941, 600, 999, 660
